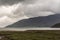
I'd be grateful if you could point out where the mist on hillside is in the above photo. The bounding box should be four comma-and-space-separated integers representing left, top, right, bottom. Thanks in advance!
0, 0, 60, 28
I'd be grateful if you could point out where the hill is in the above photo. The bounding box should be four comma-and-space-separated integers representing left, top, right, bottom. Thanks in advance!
6, 14, 60, 28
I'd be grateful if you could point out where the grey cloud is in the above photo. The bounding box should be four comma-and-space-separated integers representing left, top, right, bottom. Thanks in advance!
23, 0, 37, 5
24, 0, 60, 18
0, 0, 24, 5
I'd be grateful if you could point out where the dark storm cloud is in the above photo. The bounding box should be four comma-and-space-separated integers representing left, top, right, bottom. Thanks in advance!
0, 0, 24, 5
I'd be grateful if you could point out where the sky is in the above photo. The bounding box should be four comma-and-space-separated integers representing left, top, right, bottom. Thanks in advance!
24, 0, 60, 17
0, 0, 60, 28
0, 0, 27, 28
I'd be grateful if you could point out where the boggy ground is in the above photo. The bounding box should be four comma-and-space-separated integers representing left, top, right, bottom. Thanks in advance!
0, 30, 60, 40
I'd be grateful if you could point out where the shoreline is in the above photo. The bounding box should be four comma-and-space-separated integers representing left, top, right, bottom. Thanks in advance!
0, 28, 60, 31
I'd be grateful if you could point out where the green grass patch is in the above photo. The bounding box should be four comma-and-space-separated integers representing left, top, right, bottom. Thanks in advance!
0, 30, 60, 40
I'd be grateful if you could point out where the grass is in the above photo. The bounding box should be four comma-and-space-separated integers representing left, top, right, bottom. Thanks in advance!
0, 30, 60, 40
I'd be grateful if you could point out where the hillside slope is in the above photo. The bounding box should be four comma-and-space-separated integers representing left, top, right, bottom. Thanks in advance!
6, 14, 60, 28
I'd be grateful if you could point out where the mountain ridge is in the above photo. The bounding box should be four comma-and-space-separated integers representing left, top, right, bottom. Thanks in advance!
6, 14, 60, 28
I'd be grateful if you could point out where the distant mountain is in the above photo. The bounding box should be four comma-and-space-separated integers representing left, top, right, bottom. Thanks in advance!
52, 23, 60, 28
6, 14, 60, 28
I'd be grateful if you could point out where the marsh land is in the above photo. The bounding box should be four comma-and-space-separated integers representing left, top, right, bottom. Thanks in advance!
0, 30, 60, 40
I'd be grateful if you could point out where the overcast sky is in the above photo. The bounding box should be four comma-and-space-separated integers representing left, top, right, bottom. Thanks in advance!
0, 0, 60, 28
0, 0, 25, 28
